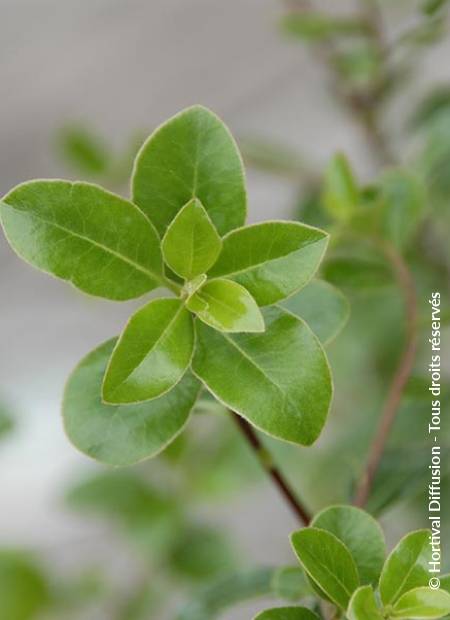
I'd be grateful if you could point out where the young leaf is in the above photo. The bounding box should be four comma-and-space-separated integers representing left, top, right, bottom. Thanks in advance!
102, 299, 194, 404
379, 530, 429, 606
208, 221, 329, 306
290, 528, 359, 609
254, 607, 319, 620
347, 585, 383, 620
187, 279, 264, 333
0, 180, 163, 300
281, 280, 349, 345
162, 198, 222, 280
192, 306, 332, 446
379, 170, 426, 249
322, 153, 359, 221
132, 105, 247, 236
63, 339, 200, 466
312, 505, 385, 586
392, 587, 450, 619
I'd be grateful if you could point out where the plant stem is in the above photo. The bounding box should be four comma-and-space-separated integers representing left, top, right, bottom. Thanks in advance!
232, 412, 312, 525
354, 241, 418, 507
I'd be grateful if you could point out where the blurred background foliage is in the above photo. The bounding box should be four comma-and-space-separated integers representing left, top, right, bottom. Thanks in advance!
1, 0, 450, 618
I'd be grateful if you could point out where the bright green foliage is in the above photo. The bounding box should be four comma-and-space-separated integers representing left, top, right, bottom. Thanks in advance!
162, 198, 222, 280
132, 105, 246, 236
322, 153, 359, 221
379, 170, 426, 249
392, 587, 450, 619
0, 551, 49, 620
187, 278, 264, 333
290, 528, 360, 609
348, 585, 384, 620
0, 180, 163, 300
63, 339, 200, 465
281, 279, 349, 345
103, 299, 194, 404
0, 105, 335, 461
379, 530, 429, 606
312, 505, 386, 586
192, 307, 332, 445
209, 221, 328, 306
271, 567, 312, 602
254, 607, 319, 620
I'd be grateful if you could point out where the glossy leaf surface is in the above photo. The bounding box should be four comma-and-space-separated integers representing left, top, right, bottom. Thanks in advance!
347, 586, 383, 620
0, 180, 162, 300
379, 530, 429, 606
63, 339, 200, 465
103, 299, 194, 404
254, 608, 319, 620
132, 105, 246, 236
281, 280, 349, 345
312, 505, 385, 586
392, 587, 450, 619
192, 307, 332, 445
187, 279, 264, 333
162, 198, 222, 280
208, 221, 328, 305
291, 528, 359, 609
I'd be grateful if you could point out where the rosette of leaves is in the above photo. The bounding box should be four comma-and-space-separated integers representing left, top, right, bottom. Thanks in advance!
256, 505, 450, 620
0, 105, 333, 466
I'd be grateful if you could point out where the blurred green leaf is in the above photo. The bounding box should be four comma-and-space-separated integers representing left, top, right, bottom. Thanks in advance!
281, 12, 369, 42
271, 567, 312, 602
57, 124, 110, 176
322, 153, 359, 221
168, 525, 236, 581
176, 568, 275, 620
379, 169, 426, 249
281, 279, 350, 345
323, 255, 392, 291
410, 86, 450, 130
0, 402, 14, 440
0, 550, 49, 620
240, 137, 308, 178
422, 0, 449, 16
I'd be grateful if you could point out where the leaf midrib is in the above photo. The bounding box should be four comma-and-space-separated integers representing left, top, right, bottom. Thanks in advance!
298, 544, 355, 605
6, 204, 162, 283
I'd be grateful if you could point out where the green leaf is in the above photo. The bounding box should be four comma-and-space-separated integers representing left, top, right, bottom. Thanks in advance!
132, 105, 246, 236
102, 298, 194, 404
0, 180, 163, 300
192, 306, 332, 445
290, 528, 359, 609
322, 153, 359, 221
392, 587, 450, 619
254, 607, 320, 620
63, 339, 200, 465
379, 170, 426, 249
187, 278, 264, 333
281, 280, 349, 345
312, 505, 385, 586
208, 221, 329, 306
323, 255, 392, 291
0, 550, 49, 620
347, 585, 383, 620
281, 13, 368, 41
176, 568, 275, 620
379, 530, 429, 606
162, 198, 222, 280
0, 403, 14, 441
271, 567, 312, 602
168, 524, 236, 581
57, 124, 110, 176
422, 0, 449, 15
